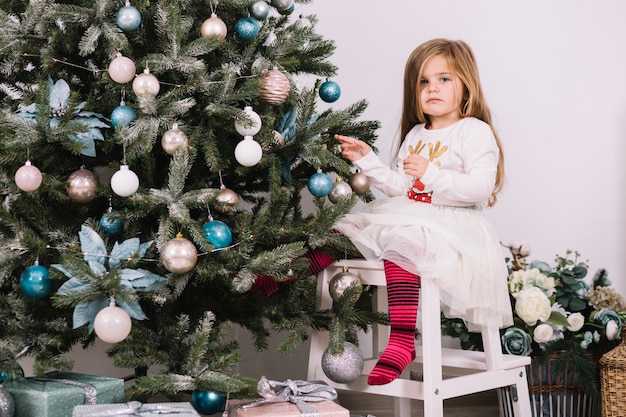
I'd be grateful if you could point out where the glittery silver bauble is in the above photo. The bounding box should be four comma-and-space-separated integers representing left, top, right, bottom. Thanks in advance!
201, 13, 227, 40
161, 123, 188, 155
328, 177, 352, 204
67, 168, 98, 203
0, 386, 15, 417
259, 69, 290, 105
348, 171, 370, 195
162, 234, 198, 274
321, 342, 364, 384
215, 187, 239, 213
328, 266, 362, 302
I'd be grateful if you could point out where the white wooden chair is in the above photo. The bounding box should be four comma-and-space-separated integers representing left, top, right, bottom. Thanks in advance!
307, 259, 532, 417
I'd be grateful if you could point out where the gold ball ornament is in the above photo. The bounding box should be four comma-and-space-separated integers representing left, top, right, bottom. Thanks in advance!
348, 171, 370, 195
328, 177, 353, 204
132, 68, 160, 97
67, 168, 98, 203
215, 186, 239, 213
161, 123, 188, 155
328, 266, 363, 302
162, 233, 198, 274
259, 69, 290, 105
201, 13, 227, 40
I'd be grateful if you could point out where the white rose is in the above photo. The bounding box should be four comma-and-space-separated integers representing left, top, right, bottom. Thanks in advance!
606, 320, 620, 341
566, 312, 585, 332
514, 287, 552, 326
533, 323, 554, 344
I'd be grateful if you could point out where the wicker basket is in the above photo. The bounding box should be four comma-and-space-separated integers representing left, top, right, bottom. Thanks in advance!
600, 329, 626, 417
499, 353, 600, 417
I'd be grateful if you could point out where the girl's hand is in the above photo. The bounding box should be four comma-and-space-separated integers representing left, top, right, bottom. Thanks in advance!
403, 153, 429, 179
335, 134, 371, 162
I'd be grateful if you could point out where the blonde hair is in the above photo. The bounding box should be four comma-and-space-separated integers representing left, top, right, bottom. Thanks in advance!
400, 38, 504, 206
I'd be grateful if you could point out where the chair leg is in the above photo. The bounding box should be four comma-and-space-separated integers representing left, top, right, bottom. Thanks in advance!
393, 397, 411, 417
511, 370, 532, 417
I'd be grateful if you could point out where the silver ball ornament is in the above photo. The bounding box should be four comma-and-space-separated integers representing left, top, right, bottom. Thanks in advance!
259, 69, 290, 105
249, 1, 270, 20
132, 69, 160, 97
67, 168, 98, 203
162, 233, 198, 274
215, 187, 239, 213
328, 266, 362, 302
201, 13, 227, 40
0, 385, 15, 417
161, 123, 188, 155
271, 0, 294, 11
348, 171, 370, 195
321, 342, 364, 384
328, 177, 352, 204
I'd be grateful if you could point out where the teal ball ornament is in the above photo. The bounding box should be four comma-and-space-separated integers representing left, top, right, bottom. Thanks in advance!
100, 211, 124, 236
307, 171, 332, 197
234, 17, 259, 41
110, 105, 136, 128
191, 390, 226, 415
20, 264, 52, 299
202, 220, 233, 249
116, 5, 141, 31
319, 80, 341, 103
249, 1, 270, 20
278, 2, 295, 15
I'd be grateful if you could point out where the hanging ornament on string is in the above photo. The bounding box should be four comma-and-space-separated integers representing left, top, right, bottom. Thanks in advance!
20, 260, 52, 299
15, 157, 42, 192
321, 341, 364, 384
132, 68, 160, 97
201, 13, 227, 40
328, 265, 363, 302
271, 0, 294, 12
259, 69, 290, 105
110, 99, 136, 129
161, 123, 188, 155
234, 17, 260, 41
202, 213, 233, 250
116, 1, 142, 31
328, 176, 353, 204
94, 298, 132, 344
111, 165, 139, 197
99, 199, 124, 237
348, 171, 370, 195
294, 14, 312, 29
234, 106, 262, 136
278, 4, 295, 15
235, 136, 263, 167
67, 167, 98, 203
319, 79, 341, 103
307, 169, 332, 197
161, 233, 198, 274
215, 171, 239, 214
108, 53, 136, 84
191, 390, 226, 415
249, 1, 270, 20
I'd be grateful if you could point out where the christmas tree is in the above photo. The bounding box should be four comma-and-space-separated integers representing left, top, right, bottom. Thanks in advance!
0, 0, 381, 403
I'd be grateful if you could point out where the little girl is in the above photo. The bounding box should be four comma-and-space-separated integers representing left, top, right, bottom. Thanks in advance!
334, 38, 513, 386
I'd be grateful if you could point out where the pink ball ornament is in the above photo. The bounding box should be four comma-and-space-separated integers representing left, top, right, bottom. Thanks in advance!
201, 13, 227, 40
110, 165, 139, 197
132, 69, 160, 97
234, 136, 263, 167
15, 160, 42, 192
108, 54, 136, 84
94, 301, 132, 344
259, 69, 290, 105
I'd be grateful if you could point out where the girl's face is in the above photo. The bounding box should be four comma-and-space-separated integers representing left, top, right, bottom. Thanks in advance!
418, 54, 465, 129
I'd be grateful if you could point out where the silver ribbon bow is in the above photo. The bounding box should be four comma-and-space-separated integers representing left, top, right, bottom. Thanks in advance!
75, 401, 194, 416
230, 377, 338, 417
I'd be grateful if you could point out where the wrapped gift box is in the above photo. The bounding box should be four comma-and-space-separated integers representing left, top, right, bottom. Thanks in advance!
4, 371, 124, 417
226, 399, 350, 417
73, 401, 200, 416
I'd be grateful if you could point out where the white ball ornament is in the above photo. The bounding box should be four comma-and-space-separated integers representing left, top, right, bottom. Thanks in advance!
94, 300, 132, 344
161, 123, 188, 155
201, 13, 227, 40
132, 68, 160, 97
108, 54, 136, 84
15, 160, 42, 192
328, 176, 353, 204
162, 233, 198, 274
235, 136, 263, 167
234, 106, 262, 136
110, 165, 139, 197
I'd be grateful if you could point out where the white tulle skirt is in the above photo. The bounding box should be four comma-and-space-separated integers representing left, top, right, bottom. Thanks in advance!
335, 197, 513, 331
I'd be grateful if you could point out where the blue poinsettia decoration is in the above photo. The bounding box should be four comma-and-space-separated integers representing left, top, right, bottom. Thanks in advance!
278, 108, 321, 182
18, 78, 109, 157
53, 225, 167, 333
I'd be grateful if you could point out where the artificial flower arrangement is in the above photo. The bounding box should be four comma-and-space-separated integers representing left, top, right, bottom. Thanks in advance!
442, 244, 626, 394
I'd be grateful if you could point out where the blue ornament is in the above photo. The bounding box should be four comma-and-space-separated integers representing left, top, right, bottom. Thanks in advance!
110, 105, 137, 128
191, 390, 226, 415
319, 80, 341, 103
249, 1, 270, 20
308, 171, 333, 197
20, 264, 52, 299
278, 3, 295, 15
100, 211, 124, 236
116, 5, 142, 31
234, 17, 260, 41
201, 220, 233, 249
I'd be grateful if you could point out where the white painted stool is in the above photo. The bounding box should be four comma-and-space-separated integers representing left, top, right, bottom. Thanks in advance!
307, 259, 532, 417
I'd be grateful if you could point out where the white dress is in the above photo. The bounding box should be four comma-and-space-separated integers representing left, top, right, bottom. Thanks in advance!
335, 117, 513, 331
